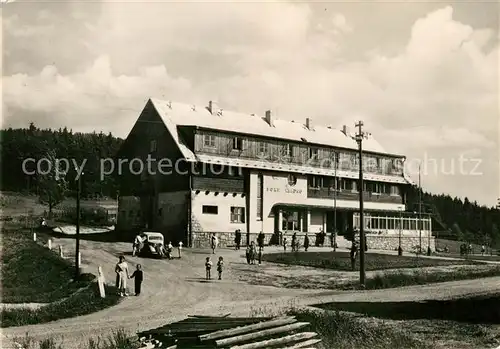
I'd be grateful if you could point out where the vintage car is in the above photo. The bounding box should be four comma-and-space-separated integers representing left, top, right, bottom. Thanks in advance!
138, 231, 167, 258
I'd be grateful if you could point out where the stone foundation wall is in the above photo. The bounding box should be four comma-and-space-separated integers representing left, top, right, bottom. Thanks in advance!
366, 235, 436, 252
191, 231, 329, 248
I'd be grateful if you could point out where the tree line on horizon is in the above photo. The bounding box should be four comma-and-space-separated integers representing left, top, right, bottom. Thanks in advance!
1, 124, 499, 246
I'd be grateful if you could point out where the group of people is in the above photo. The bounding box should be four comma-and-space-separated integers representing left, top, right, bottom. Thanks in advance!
205, 256, 224, 280
132, 233, 183, 259
115, 255, 143, 297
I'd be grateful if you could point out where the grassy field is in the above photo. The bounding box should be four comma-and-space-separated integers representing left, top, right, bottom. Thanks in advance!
0, 224, 121, 327
261, 251, 482, 271
1, 227, 85, 303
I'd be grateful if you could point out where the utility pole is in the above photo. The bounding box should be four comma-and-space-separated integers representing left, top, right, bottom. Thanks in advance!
398, 208, 403, 256
333, 152, 337, 252
418, 164, 422, 255
75, 170, 83, 279
354, 121, 366, 287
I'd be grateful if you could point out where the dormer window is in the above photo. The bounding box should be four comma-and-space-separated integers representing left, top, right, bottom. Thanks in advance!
309, 147, 319, 159
204, 135, 216, 147
258, 142, 268, 155
233, 137, 243, 150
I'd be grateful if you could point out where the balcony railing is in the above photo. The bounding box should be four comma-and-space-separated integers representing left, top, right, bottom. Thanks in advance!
307, 187, 403, 204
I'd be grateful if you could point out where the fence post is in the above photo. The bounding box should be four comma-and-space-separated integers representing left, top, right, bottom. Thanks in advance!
78, 252, 82, 267
33, 232, 36, 242
48, 239, 52, 250
97, 266, 106, 298
59, 245, 64, 258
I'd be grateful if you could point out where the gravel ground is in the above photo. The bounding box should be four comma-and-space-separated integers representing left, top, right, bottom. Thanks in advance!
2, 240, 500, 349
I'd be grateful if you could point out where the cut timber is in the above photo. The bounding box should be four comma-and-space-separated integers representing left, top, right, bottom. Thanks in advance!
229, 332, 318, 349
188, 313, 231, 318
200, 316, 297, 341
216, 322, 309, 347
280, 338, 322, 348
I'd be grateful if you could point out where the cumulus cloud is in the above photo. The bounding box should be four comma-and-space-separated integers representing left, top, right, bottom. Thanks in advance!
2, 2, 499, 206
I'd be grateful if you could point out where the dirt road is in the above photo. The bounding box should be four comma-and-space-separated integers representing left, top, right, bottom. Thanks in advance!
2, 238, 500, 348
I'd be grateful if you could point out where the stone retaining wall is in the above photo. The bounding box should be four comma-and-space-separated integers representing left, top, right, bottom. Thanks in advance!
191, 231, 330, 248
366, 235, 436, 252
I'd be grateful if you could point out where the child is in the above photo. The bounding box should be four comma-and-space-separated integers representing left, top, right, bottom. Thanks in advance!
205, 257, 212, 280
245, 245, 251, 264
217, 256, 224, 280
129, 264, 143, 296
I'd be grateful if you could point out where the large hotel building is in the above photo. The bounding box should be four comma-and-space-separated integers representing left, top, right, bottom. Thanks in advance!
117, 98, 434, 250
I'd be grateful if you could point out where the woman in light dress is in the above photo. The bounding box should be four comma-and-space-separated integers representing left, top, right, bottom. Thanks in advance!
115, 255, 130, 296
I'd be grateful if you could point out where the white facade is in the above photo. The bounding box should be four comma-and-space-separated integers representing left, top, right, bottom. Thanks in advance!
191, 191, 246, 233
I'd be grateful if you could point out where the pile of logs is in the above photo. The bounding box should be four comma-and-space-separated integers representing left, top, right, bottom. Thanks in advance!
137, 314, 322, 348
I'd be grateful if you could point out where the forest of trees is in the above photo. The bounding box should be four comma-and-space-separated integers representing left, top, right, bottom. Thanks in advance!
1, 124, 499, 246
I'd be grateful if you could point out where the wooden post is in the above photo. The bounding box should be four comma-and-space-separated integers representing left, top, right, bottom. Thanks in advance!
78, 252, 82, 267
33, 232, 36, 242
97, 266, 106, 298
48, 239, 52, 250
59, 245, 64, 258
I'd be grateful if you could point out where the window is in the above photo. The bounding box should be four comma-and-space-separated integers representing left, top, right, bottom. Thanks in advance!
284, 144, 293, 157
308, 175, 321, 188
258, 142, 268, 155
150, 140, 157, 152
309, 147, 319, 159
230, 207, 245, 223
204, 135, 216, 147
288, 174, 297, 186
257, 173, 263, 220
233, 137, 243, 150
202, 205, 218, 214
390, 185, 400, 196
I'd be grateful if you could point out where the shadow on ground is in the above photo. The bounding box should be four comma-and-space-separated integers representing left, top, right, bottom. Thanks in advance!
313, 294, 500, 324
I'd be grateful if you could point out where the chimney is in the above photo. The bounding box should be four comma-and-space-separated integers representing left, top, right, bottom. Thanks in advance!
306, 118, 313, 130
342, 125, 350, 135
265, 110, 274, 127
208, 101, 215, 114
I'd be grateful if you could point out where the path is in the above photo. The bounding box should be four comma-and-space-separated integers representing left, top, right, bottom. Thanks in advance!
2, 239, 499, 349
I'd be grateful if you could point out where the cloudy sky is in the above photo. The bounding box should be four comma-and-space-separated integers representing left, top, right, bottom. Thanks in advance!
2, 0, 499, 207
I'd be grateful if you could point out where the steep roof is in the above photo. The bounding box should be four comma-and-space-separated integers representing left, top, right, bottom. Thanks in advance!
149, 98, 401, 156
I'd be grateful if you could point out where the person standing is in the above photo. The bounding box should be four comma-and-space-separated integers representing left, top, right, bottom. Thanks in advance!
236, 230, 242, 250
205, 256, 213, 280
211, 233, 218, 254
132, 233, 143, 256
350, 243, 358, 271
304, 233, 310, 252
245, 244, 251, 264
257, 231, 265, 251
178, 241, 183, 258
115, 256, 130, 296
217, 256, 224, 280
283, 237, 287, 251
167, 241, 173, 259
129, 264, 143, 296
291, 233, 297, 252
